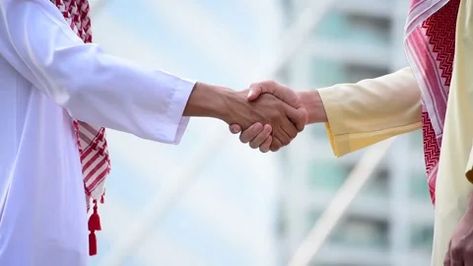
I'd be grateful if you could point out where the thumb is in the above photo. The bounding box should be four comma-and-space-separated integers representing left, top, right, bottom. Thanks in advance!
273, 89, 301, 109
286, 106, 308, 132
247, 84, 264, 102
229, 124, 242, 134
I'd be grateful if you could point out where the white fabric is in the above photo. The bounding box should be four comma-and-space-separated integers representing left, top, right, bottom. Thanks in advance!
0, 0, 195, 265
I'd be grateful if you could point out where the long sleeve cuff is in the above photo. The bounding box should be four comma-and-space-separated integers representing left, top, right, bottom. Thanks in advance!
157, 77, 195, 144
318, 68, 422, 157
320, 87, 420, 157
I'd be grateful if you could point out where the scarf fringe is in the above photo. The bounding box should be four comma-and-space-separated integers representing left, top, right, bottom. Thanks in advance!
88, 200, 102, 256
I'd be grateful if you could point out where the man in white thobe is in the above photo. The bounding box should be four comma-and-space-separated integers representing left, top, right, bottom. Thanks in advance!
0, 0, 307, 265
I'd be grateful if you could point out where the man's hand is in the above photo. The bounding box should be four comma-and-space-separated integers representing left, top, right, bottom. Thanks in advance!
444, 192, 473, 265
229, 81, 308, 152
248, 81, 306, 130
223, 90, 304, 149
183, 82, 307, 151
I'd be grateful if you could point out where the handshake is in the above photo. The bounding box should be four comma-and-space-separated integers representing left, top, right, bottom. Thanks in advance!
184, 80, 327, 152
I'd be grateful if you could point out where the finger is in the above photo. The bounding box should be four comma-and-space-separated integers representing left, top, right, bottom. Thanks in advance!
281, 115, 299, 140
239, 123, 263, 143
249, 124, 272, 149
259, 136, 272, 153
229, 124, 242, 134
274, 121, 296, 147
286, 106, 308, 131
465, 250, 473, 266
270, 136, 283, 152
272, 86, 301, 108
450, 245, 464, 266
249, 81, 302, 109
445, 242, 452, 266
247, 83, 267, 101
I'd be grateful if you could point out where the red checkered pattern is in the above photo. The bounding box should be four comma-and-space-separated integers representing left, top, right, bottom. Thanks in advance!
406, 0, 459, 204
51, 0, 110, 255
52, 0, 110, 205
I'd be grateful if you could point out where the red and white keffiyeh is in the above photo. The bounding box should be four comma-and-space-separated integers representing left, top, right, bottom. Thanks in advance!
404, 0, 459, 204
51, 0, 111, 255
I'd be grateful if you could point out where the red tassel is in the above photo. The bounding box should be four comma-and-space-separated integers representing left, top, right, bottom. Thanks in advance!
88, 201, 101, 256
88, 201, 101, 231
100, 193, 105, 204
89, 231, 97, 256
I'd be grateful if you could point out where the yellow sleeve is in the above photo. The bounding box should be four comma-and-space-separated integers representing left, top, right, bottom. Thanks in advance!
318, 67, 422, 157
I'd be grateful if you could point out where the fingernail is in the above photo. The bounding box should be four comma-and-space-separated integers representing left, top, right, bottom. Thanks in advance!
247, 90, 254, 99
230, 125, 240, 133
264, 124, 272, 132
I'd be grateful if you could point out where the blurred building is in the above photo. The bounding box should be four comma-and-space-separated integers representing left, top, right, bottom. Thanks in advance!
88, 1, 282, 266
275, 0, 434, 265
85, 1, 435, 265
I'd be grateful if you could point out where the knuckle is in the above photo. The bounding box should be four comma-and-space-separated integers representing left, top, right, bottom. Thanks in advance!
289, 130, 298, 139
297, 125, 305, 132
270, 142, 279, 151
295, 114, 307, 129
298, 111, 307, 123
246, 128, 257, 137
281, 138, 290, 146
466, 246, 473, 256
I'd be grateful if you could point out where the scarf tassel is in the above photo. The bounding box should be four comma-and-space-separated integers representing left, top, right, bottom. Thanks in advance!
88, 200, 102, 256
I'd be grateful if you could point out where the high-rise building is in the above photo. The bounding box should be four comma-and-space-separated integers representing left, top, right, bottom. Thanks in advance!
276, 1, 434, 265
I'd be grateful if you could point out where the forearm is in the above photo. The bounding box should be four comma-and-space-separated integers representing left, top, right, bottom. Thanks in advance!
183, 82, 263, 129
183, 82, 248, 124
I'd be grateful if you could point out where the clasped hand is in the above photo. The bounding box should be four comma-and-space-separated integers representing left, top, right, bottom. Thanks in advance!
228, 81, 307, 152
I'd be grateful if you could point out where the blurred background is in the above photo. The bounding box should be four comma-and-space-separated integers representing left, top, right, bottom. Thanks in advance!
87, 0, 433, 265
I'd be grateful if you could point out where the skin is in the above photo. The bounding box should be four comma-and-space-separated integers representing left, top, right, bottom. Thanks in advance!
229, 81, 326, 151
234, 80, 473, 264
183, 82, 307, 146
444, 192, 473, 266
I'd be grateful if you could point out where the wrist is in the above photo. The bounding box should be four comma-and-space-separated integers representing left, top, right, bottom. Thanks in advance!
219, 90, 249, 124
298, 90, 327, 124
184, 82, 234, 120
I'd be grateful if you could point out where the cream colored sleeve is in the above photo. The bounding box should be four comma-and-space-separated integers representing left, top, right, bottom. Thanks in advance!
318, 67, 422, 156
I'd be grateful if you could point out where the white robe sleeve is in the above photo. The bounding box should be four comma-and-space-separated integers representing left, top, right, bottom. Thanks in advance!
0, 0, 194, 144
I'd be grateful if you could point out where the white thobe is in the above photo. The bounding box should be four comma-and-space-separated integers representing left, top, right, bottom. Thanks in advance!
0, 1, 194, 265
